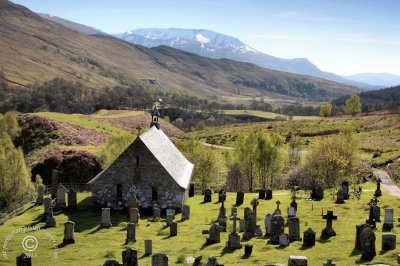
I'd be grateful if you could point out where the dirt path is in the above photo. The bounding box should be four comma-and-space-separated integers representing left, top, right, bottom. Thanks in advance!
373, 168, 400, 198
199, 142, 235, 150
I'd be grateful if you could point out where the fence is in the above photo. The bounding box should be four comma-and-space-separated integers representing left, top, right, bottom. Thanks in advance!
0, 192, 35, 225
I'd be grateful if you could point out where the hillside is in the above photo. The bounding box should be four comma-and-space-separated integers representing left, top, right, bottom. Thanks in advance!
0, 0, 358, 103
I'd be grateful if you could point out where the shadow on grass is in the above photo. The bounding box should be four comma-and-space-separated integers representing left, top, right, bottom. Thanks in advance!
162, 235, 175, 240
220, 246, 235, 256
88, 225, 103, 234
275, 245, 289, 250
200, 241, 218, 250
299, 245, 314, 250
350, 248, 361, 257
139, 254, 151, 259
200, 201, 211, 205
241, 253, 251, 259
317, 237, 332, 243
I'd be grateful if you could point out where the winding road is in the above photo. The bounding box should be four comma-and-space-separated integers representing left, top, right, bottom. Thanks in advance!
373, 168, 400, 198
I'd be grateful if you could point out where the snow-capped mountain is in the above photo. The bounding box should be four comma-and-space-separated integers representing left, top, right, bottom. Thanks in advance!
114, 28, 375, 89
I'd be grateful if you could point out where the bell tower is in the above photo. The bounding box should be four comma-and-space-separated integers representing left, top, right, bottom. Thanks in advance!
150, 105, 160, 129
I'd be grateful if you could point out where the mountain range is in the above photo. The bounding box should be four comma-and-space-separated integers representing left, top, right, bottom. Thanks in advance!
0, 0, 359, 105
345, 73, 400, 87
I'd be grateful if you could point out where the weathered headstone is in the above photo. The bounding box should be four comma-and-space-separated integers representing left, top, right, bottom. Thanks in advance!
290, 198, 298, 211
374, 178, 382, 197
67, 188, 78, 210
382, 208, 394, 231
218, 200, 227, 229
153, 208, 161, 219
16, 253, 31, 266
235, 191, 244, 205
166, 208, 175, 219
189, 182, 195, 197
165, 214, 173, 226
206, 224, 220, 244
243, 207, 255, 240
51, 169, 59, 199
152, 253, 169, 266
323, 258, 336, 266
341, 181, 349, 200
335, 188, 345, 204
360, 227, 376, 260
239, 219, 245, 233
43, 197, 52, 220
145, 239, 152, 255
182, 205, 190, 220
55, 186, 67, 209
321, 210, 337, 238
130, 208, 140, 224
397, 254, 400, 264
279, 233, 290, 246
244, 244, 253, 257
264, 214, 272, 236
102, 259, 120, 266
170, 222, 177, 236
101, 208, 112, 228
273, 200, 281, 216
259, 188, 266, 199
288, 256, 307, 266
268, 215, 285, 244
287, 206, 296, 219
355, 223, 371, 250
36, 185, 45, 205
311, 186, 324, 201
45, 206, 56, 227
265, 189, 273, 200
231, 207, 237, 217
381, 234, 396, 251
371, 201, 381, 222
205, 256, 222, 266
126, 223, 136, 243
122, 247, 138, 266
225, 213, 242, 250
366, 203, 376, 229
129, 193, 138, 209
302, 228, 316, 247
288, 217, 301, 242
218, 189, 226, 202
204, 189, 212, 203
63, 220, 75, 244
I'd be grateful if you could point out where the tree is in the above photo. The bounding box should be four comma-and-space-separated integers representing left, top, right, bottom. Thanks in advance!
344, 95, 361, 116
235, 131, 257, 191
320, 102, 332, 117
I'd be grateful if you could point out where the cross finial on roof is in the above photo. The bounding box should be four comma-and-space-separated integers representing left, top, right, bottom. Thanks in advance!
150, 105, 160, 129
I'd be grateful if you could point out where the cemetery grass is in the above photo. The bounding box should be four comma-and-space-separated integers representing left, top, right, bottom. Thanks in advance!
1, 183, 399, 265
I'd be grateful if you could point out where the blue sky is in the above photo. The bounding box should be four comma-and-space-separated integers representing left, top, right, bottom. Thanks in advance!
12, 0, 400, 76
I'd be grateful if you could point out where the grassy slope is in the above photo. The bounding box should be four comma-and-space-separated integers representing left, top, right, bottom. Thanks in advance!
0, 184, 399, 265
223, 110, 319, 121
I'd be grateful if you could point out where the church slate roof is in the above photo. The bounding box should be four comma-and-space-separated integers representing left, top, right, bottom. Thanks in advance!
139, 126, 193, 189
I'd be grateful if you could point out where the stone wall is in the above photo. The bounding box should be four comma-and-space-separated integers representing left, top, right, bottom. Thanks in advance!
90, 138, 188, 210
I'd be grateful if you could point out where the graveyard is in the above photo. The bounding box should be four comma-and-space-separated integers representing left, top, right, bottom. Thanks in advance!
1, 181, 399, 265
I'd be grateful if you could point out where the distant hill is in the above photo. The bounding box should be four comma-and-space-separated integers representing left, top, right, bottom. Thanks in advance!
114, 28, 375, 89
0, 0, 358, 104
345, 73, 400, 87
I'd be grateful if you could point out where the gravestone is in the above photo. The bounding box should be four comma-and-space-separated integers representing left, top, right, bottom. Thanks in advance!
206, 224, 221, 244
381, 234, 396, 251
153, 208, 161, 219
360, 227, 376, 260
273, 200, 281, 216
341, 181, 349, 200
126, 223, 136, 243
321, 210, 337, 238
189, 182, 195, 197
288, 217, 301, 242
236, 191, 244, 205
152, 253, 168, 266
244, 244, 253, 257
251, 198, 259, 229
170, 222, 177, 236
302, 228, 316, 247
311, 186, 324, 201
335, 188, 345, 204
231, 207, 237, 217
218, 189, 226, 202
265, 189, 273, 200
239, 219, 245, 233
398, 254, 400, 264
101, 208, 112, 228
374, 178, 382, 197
259, 188, 266, 199
166, 214, 173, 226
264, 214, 272, 236
288, 256, 307, 266
182, 205, 190, 220
43, 197, 52, 220
130, 208, 140, 224
205, 256, 223, 266
204, 189, 212, 203
122, 247, 138, 266
218, 199, 227, 229
102, 259, 120, 266
129, 192, 138, 209
145, 239, 152, 255
67, 188, 78, 210
16, 253, 31, 266
279, 233, 290, 246
288, 206, 296, 219
45, 206, 56, 227
166, 208, 175, 219
36, 185, 45, 205
290, 198, 298, 211
366, 203, 376, 229
371, 201, 381, 222
225, 213, 242, 250
355, 223, 371, 250
51, 169, 59, 199
382, 208, 394, 231
268, 215, 285, 244
323, 258, 336, 266
55, 186, 67, 209
243, 207, 255, 240
63, 220, 75, 244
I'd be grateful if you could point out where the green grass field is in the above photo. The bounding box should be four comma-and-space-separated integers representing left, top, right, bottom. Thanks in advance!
222, 110, 319, 121
1, 183, 399, 265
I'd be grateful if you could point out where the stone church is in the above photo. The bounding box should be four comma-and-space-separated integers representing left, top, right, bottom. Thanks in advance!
88, 107, 194, 210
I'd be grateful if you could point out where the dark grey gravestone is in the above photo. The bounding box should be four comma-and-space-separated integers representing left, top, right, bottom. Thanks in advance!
288, 256, 307, 266
204, 189, 212, 203
259, 188, 266, 199
170, 222, 177, 236
16, 254, 32, 266
288, 217, 301, 242
265, 189, 273, 200
122, 247, 138, 266
236, 191, 244, 206
189, 182, 195, 197
244, 244, 253, 257
374, 178, 382, 197
355, 223, 371, 250
67, 188, 78, 210
360, 227, 376, 261
268, 215, 285, 244
381, 234, 396, 251
126, 223, 136, 243
302, 228, 316, 247
311, 186, 324, 201
341, 181, 349, 200
206, 224, 220, 244
152, 253, 168, 266
321, 210, 337, 238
